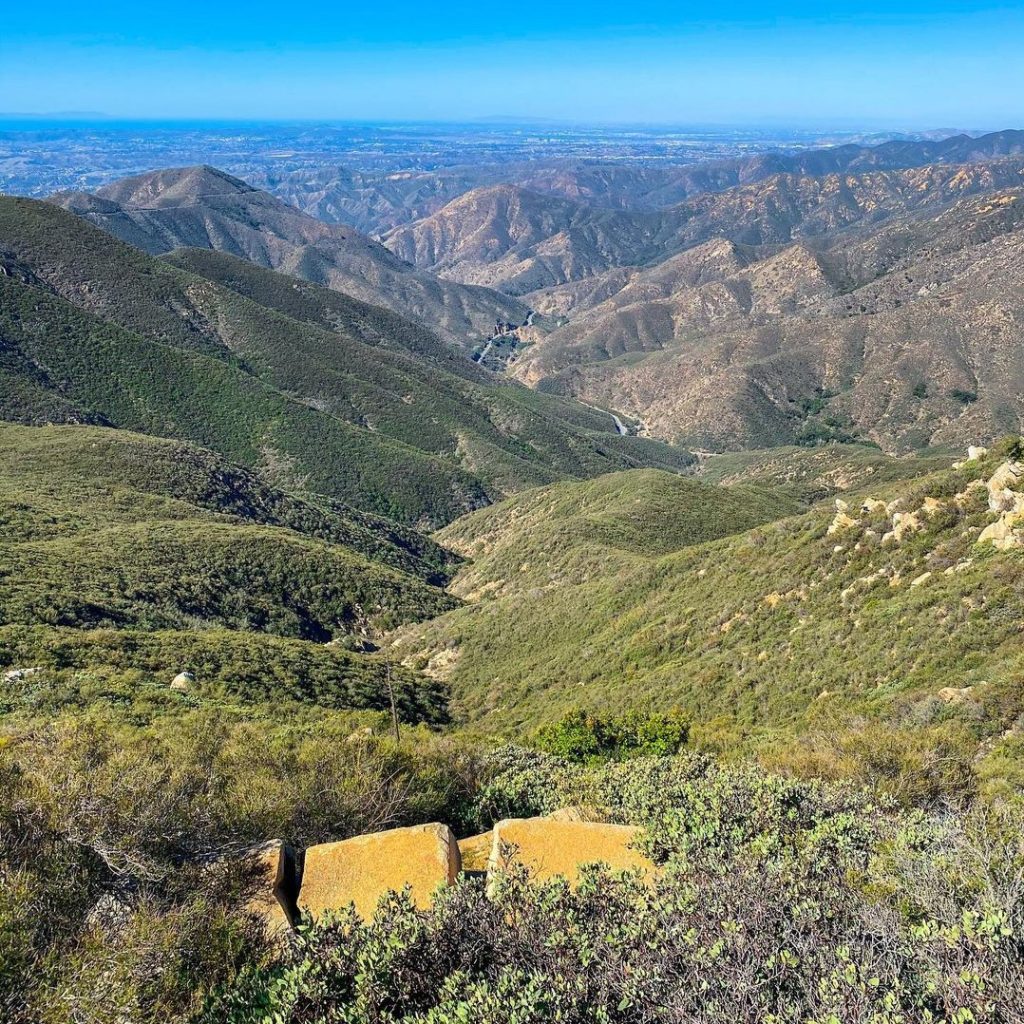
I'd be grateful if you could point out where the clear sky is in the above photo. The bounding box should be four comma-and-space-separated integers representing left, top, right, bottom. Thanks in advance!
2, 1, 1022, 126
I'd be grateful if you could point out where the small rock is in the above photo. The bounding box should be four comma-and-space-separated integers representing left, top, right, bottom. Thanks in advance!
910, 571, 932, 588
937, 686, 974, 704
2, 667, 42, 684
943, 559, 974, 575
170, 671, 195, 692
548, 805, 602, 823
827, 500, 859, 535
891, 510, 923, 543
967, 446, 988, 462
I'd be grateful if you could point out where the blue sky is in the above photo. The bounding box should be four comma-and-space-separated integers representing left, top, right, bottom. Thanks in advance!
2, 1, 1022, 125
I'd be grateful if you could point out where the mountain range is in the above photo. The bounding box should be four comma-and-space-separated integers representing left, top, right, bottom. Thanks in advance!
35, 136, 1024, 457
382, 158, 1024, 298
0, 194, 691, 531
53, 165, 528, 351
250, 129, 1024, 234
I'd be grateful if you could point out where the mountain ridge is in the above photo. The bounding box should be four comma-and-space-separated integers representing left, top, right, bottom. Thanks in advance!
52, 166, 531, 351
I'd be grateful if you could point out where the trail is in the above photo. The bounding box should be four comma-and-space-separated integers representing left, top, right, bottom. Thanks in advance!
580, 400, 630, 436
476, 337, 496, 362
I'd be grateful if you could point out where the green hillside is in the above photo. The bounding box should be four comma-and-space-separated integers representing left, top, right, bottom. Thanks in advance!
0, 624, 450, 723
696, 442, 955, 503
162, 246, 483, 373
0, 196, 695, 528
434, 468, 801, 598
0, 424, 457, 638
0, 270, 491, 527
0, 423, 461, 734
0, 423, 460, 583
396, 443, 1024, 769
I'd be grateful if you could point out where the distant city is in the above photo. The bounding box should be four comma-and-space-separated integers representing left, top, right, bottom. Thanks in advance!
0, 119, 978, 199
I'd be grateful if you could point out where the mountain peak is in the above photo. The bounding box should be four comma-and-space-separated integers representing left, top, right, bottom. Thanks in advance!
94, 165, 258, 208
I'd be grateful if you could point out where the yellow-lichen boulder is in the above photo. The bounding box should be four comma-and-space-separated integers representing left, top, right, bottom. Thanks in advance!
457, 831, 493, 873
299, 823, 460, 920
978, 513, 1024, 550
487, 817, 653, 885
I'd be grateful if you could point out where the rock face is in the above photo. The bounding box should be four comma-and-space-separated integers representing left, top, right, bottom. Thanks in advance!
299, 823, 461, 920
245, 840, 300, 934
487, 818, 654, 885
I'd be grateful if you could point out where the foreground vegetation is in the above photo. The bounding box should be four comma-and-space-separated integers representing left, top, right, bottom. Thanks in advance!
3, 719, 1022, 1023
1, 397, 1022, 1021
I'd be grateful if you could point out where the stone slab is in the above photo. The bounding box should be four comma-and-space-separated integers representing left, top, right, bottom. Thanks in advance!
488, 817, 653, 885
457, 831, 493, 873
245, 840, 300, 934
299, 823, 460, 920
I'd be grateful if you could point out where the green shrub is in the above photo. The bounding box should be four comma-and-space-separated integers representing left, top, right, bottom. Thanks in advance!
532, 706, 690, 763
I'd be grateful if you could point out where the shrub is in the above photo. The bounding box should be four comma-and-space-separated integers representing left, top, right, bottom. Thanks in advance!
532, 707, 689, 764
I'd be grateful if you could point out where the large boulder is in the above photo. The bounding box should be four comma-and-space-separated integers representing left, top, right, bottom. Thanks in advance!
487, 817, 654, 885
299, 823, 461, 920
985, 461, 1024, 513
978, 513, 1024, 550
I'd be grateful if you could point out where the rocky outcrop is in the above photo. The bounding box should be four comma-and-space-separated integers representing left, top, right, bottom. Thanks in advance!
977, 459, 1024, 549
299, 823, 460, 921
487, 818, 654, 886
248, 811, 647, 931
827, 500, 859, 535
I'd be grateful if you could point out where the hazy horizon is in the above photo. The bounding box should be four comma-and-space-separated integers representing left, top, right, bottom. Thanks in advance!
4, 1, 1023, 125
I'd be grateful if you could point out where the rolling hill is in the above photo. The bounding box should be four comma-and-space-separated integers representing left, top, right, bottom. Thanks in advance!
0, 195, 694, 527
432, 469, 802, 600
393, 443, 1024, 752
0, 422, 459, 720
